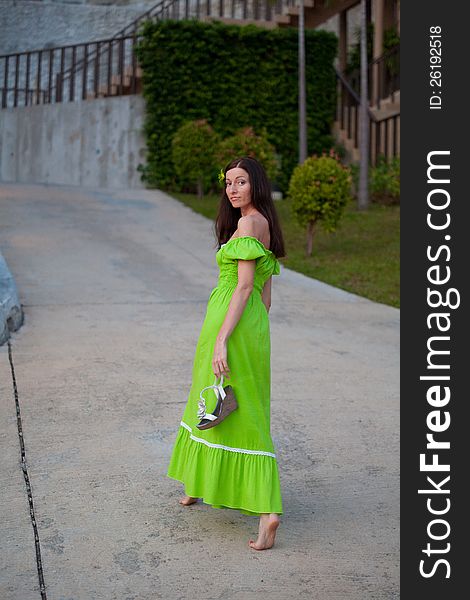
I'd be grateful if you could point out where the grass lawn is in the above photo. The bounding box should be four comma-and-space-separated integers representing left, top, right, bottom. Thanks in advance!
169, 191, 400, 308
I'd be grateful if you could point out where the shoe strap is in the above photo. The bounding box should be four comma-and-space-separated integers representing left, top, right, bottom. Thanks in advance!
197, 375, 227, 419
200, 413, 218, 422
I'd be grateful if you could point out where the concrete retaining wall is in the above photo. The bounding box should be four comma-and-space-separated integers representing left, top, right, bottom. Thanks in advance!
0, 95, 147, 189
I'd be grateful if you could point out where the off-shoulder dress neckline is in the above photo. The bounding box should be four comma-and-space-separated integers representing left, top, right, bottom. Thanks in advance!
220, 235, 273, 254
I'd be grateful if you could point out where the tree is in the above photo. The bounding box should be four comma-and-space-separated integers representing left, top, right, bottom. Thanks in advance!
288, 153, 352, 256
171, 120, 220, 199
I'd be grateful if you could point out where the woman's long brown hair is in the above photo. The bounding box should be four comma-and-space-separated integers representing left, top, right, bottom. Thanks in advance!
214, 157, 286, 259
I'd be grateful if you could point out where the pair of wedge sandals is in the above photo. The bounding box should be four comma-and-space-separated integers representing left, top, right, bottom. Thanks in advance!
196, 374, 238, 430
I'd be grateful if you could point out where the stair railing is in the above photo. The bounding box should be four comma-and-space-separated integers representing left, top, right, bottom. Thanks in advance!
335, 67, 399, 165
0, 34, 141, 109
1, 0, 297, 109
59, 0, 295, 91
51, 0, 175, 104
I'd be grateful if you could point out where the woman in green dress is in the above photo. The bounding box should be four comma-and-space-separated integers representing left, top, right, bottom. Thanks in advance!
167, 156, 286, 550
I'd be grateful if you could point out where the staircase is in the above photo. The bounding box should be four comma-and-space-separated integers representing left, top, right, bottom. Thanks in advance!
333, 43, 400, 165
0, 0, 300, 109
334, 85, 399, 166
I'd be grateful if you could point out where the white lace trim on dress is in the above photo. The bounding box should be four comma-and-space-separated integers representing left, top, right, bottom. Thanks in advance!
180, 421, 276, 458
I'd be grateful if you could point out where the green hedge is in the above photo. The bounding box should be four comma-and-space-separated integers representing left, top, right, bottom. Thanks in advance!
135, 19, 338, 192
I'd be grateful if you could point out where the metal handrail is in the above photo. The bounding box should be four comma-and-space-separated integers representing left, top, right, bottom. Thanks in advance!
334, 66, 400, 165
0, 34, 141, 108
335, 66, 378, 122
56, 0, 171, 85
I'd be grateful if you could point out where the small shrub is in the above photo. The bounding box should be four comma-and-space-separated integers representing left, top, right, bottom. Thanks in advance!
171, 119, 220, 198
288, 151, 352, 256
370, 156, 400, 204
348, 156, 400, 205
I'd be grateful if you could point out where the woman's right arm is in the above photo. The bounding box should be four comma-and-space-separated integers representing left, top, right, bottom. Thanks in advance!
262, 276, 272, 313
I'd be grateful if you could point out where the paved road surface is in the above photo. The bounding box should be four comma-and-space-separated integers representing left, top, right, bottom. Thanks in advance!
0, 183, 399, 599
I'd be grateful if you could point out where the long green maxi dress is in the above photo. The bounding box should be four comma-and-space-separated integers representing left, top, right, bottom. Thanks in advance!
166, 235, 283, 516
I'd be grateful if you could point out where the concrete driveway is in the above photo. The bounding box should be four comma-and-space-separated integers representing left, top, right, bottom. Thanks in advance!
0, 183, 399, 599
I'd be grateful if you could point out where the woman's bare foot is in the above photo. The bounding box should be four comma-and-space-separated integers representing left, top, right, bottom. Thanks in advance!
179, 495, 199, 506
248, 513, 280, 550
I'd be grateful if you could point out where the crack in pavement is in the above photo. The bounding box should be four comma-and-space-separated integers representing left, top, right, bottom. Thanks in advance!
7, 340, 48, 599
